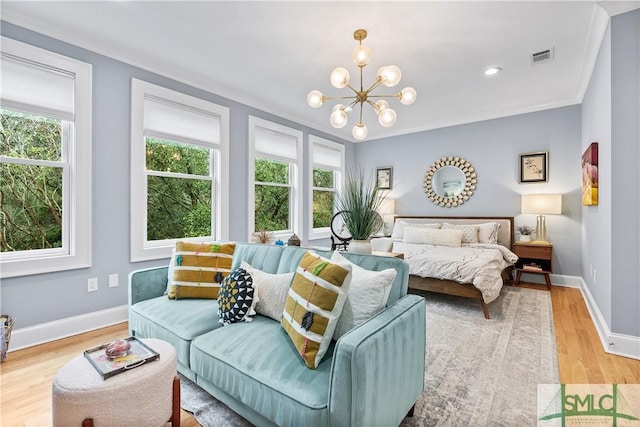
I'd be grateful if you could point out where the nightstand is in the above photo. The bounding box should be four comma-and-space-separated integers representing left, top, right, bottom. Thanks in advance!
513, 242, 553, 289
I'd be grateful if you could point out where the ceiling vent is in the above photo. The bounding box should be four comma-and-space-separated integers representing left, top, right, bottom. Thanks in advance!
531, 47, 554, 65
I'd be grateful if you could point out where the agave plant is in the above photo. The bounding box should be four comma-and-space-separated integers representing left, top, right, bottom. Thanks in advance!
335, 169, 385, 241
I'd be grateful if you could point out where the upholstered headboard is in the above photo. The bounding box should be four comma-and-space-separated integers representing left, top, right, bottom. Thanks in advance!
393, 216, 514, 249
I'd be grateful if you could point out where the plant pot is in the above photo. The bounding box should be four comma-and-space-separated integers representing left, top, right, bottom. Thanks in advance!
348, 240, 372, 254
519, 235, 531, 242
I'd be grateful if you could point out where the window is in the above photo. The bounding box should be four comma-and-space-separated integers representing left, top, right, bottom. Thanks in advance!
130, 79, 229, 261
0, 37, 92, 278
308, 136, 345, 240
248, 116, 303, 240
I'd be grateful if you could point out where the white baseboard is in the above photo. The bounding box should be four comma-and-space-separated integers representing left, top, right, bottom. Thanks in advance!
578, 278, 640, 360
8, 305, 128, 352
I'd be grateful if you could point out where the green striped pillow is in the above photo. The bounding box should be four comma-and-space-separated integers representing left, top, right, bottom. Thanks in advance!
281, 250, 352, 369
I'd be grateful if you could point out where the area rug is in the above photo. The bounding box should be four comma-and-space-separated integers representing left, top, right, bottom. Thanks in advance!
180, 286, 559, 427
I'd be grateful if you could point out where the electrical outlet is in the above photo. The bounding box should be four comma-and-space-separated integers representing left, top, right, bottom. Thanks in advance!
88, 277, 98, 292
108, 273, 119, 288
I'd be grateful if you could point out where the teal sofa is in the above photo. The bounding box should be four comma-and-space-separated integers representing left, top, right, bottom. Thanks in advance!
128, 243, 426, 427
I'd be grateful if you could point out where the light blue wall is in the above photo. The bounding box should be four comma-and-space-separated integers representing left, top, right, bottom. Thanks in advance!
0, 22, 352, 329
581, 9, 639, 337
354, 106, 583, 277
610, 9, 639, 337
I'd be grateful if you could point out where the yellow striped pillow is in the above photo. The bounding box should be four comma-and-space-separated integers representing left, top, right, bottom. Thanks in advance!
281, 250, 352, 369
167, 242, 236, 299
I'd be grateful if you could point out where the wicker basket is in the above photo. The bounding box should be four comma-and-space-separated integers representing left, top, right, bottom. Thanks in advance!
1, 315, 15, 362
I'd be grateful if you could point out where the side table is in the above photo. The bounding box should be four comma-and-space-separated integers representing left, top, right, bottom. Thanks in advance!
52, 338, 180, 427
513, 242, 553, 290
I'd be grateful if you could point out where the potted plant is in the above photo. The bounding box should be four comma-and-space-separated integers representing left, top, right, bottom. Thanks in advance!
335, 169, 385, 254
517, 225, 535, 242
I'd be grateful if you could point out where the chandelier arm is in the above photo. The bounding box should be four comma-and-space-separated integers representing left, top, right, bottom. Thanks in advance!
344, 83, 360, 95
364, 78, 383, 94
347, 100, 359, 109
322, 95, 358, 101
359, 102, 364, 124
367, 94, 401, 99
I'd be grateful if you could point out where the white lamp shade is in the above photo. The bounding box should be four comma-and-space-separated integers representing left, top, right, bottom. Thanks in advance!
521, 194, 562, 214
378, 199, 395, 215
330, 108, 348, 128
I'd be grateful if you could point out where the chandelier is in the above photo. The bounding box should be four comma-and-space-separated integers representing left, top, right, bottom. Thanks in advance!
307, 29, 417, 141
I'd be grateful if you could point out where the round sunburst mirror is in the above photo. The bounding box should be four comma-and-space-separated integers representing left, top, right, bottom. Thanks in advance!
423, 157, 477, 207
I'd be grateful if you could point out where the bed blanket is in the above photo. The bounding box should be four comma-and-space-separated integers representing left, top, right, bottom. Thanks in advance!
393, 242, 518, 304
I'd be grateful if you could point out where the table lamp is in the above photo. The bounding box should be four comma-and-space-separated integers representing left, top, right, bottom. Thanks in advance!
521, 194, 562, 243
378, 199, 396, 236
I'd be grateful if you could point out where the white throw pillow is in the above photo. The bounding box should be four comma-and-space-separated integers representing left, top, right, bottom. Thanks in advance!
390, 220, 441, 240
241, 261, 293, 322
477, 222, 501, 244
441, 223, 480, 243
404, 227, 464, 247
331, 251, 397, 339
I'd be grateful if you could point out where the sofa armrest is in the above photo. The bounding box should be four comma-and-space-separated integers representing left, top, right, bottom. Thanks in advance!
328, 294, 426, 427
128, 266, 169, 306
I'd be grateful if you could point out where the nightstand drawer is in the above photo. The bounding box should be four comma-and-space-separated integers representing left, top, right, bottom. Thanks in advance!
515, 244, 551, 259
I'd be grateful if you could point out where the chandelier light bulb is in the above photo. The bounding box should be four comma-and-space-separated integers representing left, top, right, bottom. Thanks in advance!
330, 108, 348, 128
378, 108, 397, 127
352, 123, 368, 140
307, 90, 324, 108
330, 67, 350, 89
399, 87, 417, 105
378, 65, 402, 87
374, 100, 389, 113
352, 44, 371, 67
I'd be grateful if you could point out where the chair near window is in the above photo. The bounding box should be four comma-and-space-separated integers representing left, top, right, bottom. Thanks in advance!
330, 211, 351, 251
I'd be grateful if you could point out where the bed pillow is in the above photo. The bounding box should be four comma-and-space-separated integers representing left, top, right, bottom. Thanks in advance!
390, 220, 441, 240
281, 250, 352, 369
168, 241, 236, 299
330, 251, 396, 339
241, 261, 293, 322
441, 223, 480, 244
217, 267, 258, 325
404, 226, 464, 247
477, 222, 501, 244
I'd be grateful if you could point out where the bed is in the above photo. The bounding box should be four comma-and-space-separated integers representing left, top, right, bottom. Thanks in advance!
376, 216, 516, 319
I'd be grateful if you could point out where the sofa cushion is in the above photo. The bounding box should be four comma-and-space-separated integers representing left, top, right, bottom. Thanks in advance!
281, 250, 352, 369
168, 241, 236, 299
129, 296, 222, 369
218, 267, 258, 325
242, 261, 293, 322
330, 251, 396, 339
191, 316, 333, 412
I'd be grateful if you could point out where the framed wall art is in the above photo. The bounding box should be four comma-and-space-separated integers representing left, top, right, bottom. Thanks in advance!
519, 151, 549, 183
582, 142, 598, 206
376, 167, 392, 190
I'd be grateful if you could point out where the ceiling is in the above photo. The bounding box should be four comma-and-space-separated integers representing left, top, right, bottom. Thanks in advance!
1, 1, 636, 142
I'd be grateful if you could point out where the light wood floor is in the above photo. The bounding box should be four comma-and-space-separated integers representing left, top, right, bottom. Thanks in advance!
1, 285, 638, 426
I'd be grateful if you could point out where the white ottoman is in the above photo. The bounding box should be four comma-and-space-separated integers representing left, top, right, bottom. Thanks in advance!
52, 338, 180, 427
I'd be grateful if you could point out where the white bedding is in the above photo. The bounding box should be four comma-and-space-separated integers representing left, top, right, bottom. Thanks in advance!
393, 242, 518, 304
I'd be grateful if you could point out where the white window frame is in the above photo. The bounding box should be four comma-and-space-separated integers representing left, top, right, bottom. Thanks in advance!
308, 135, 345, 240
0, 37, 92, 278
130, 79, 229, 262
248, 116, 303, 241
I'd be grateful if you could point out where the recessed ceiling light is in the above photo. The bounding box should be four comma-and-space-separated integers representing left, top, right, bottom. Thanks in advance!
484, 67, 502, 76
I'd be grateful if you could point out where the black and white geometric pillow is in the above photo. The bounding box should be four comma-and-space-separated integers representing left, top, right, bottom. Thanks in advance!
217, 267, 258, 325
